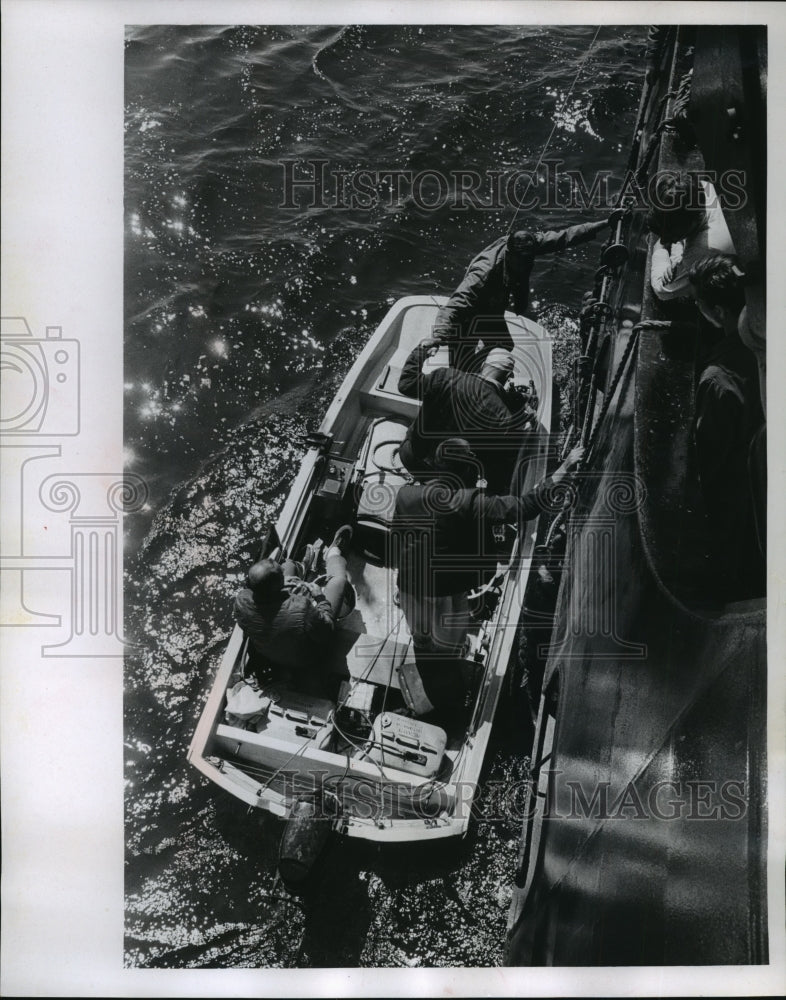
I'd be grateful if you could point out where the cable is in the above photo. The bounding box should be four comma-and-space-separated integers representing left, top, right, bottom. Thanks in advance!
330, 714, 391, 781
379, 612, 404, 721
252, 732, 323, 796
508, 26, 603, 233
321, 748, 353, 814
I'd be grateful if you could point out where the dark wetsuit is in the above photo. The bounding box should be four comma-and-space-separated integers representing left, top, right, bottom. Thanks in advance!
392, 476, 554, 600
397, 340, 532, 493
433, 222, 603, 368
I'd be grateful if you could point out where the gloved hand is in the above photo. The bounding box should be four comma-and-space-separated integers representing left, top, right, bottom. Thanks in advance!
504, 378, 539, 418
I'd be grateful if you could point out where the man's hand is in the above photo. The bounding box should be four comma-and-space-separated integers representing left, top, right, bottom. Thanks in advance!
508, 377, 538, 401
289, 579, 324, 599
505, 380, 539, 422
551, 443, 586, 484
564, 444, 585, 470
421, 337, 442, 355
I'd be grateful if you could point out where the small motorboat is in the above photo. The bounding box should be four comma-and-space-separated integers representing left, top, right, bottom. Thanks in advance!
188, 295, 553, 854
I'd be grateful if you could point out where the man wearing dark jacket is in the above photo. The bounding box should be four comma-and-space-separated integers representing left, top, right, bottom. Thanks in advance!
392, 437, 584, 660
234, 526, 352, 678
398, 341, 536, 493
434, 220, 609, 369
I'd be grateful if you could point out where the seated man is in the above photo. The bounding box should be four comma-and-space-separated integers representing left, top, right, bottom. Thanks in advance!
391, 437, 584, 662
648, 174, 735, 301
234, 526, 352, 683
398, 341, 535, 493
433, 217, 610, 369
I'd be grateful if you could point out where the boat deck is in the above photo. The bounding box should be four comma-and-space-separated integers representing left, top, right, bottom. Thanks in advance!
344, 553, 407, 650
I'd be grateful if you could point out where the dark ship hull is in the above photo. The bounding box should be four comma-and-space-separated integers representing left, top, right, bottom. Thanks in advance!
506, 25, 767, 965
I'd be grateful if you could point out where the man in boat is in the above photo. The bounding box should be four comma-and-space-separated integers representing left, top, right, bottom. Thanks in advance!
398, 342, 537, 494
391, 437, 584, 667
648, 174, 735, 301
233, 525, 353, 686
432, 217, 609, 370
687, 253, 764, 599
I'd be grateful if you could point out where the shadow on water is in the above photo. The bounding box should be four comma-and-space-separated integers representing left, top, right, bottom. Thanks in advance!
211, 795, 374, 966
302, 832, 490, 967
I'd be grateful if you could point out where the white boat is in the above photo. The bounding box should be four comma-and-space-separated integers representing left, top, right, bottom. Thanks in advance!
188, 295, 553, 848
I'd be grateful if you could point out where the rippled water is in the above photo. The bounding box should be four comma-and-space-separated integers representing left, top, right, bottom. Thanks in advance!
124, 23, 645, 968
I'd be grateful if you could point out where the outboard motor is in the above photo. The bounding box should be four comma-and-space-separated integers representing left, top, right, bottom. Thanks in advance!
277, 788, 338, 888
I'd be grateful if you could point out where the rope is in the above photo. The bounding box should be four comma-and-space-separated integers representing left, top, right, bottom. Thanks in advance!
635, 117, 676, 185
621, 29, 679, 179
585, 325, 641, 460
628, 319, 696, 333
633, 74, 685, 185
644, 25, 671, 68
539, 323, 642, 546
508, 25, 602, 233
379, 616, 405, 720
584, 319, 696, 463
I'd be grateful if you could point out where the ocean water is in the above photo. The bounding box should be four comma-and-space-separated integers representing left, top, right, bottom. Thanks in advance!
124, 23, 645, 968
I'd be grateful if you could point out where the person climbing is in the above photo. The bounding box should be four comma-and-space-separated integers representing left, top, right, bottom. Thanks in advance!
398, 341, 537, 494
432, 217, 611, 370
